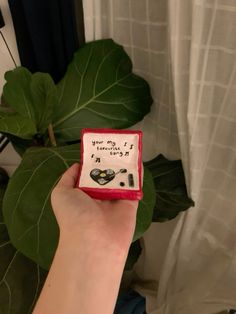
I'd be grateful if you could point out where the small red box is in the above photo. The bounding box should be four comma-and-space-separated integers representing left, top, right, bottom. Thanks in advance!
77, 128, 143, 200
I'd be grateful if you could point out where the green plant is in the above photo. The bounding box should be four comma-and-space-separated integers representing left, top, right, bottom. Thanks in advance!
0, 39, 193, 313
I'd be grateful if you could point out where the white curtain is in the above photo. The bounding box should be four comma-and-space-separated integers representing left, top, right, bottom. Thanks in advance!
82, 1, 236, 313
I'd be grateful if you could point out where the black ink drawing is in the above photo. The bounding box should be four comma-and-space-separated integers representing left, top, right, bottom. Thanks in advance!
90, 168, 127, 185
128, 173, 134, 187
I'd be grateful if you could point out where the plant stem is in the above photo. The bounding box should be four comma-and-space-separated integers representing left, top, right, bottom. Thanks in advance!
48, 124, 57, 147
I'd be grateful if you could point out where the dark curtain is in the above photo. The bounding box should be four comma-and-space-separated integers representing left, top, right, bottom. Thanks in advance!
114, 291, 146, 314
8, 0, 85, 82
74, 0, 85, 47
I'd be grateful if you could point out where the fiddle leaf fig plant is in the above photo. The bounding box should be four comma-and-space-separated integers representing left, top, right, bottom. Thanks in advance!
1, 39, 155, 270
0, 38, 193, 313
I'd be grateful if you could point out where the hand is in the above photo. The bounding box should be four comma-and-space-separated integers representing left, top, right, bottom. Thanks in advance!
35, 164, 139, 314
51, 163, 139, 254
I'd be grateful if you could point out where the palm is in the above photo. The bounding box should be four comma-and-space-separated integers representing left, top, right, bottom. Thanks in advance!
51, 164, 138, 252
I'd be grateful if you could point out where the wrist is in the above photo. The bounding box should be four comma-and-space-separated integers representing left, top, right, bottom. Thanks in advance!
58, 229, 129, 264
37, 228, 127, 314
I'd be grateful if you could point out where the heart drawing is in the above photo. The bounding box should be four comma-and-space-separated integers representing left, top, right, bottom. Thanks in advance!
90, 168, 116, 185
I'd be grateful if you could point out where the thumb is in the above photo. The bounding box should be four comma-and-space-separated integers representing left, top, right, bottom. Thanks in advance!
56, 163, 80, 188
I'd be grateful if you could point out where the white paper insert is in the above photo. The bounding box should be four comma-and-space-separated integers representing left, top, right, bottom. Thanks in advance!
79, 132, 140, 190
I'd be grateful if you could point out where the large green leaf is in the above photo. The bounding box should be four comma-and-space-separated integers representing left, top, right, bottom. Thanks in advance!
0, 181, 47, 314
3, 67, 33, 118
3, 68, 57, 135
0, 114, 37, 139
145, 154, 194, 222
53, 39, 152, 142
3, 144, 155, 269
133, 168, 156, 241
3, 144, 81, 270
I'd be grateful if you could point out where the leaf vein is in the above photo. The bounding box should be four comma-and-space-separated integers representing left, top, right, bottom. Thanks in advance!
74, 46, 94, 110
0, 250, 18, 284
3, 279, 11, 314
93, 47, 119, 96
53, 73, 132, 128
84, 107, 129, 121
9, 154, 56, 227
0, 241, 11, 248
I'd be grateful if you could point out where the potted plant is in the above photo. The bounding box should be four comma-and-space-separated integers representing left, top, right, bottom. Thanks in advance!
0, 39, 193, 313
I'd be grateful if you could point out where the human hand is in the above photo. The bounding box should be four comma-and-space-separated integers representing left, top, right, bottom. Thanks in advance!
51, 163, 139, 255
35, 163, 139, 314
